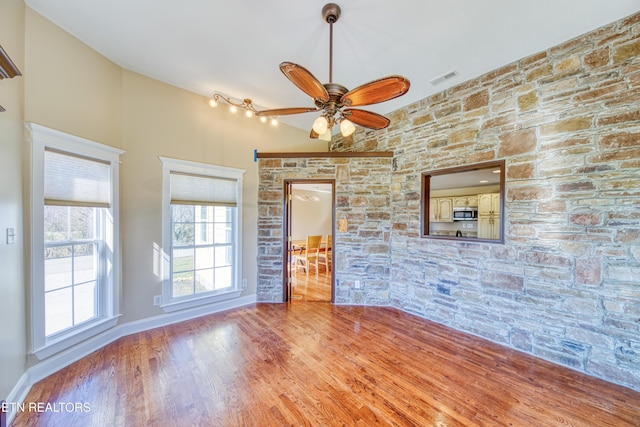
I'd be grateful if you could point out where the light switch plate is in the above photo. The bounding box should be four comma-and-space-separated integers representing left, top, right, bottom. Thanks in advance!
6, 228, 15, 244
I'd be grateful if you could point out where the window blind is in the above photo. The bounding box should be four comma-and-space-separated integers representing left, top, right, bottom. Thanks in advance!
44, 148, 111, 207
170, 172, 237, 207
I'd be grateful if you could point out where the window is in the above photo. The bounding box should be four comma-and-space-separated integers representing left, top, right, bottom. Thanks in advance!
171, 205, 234, 297
421, 160, 505, 243
160, 157, 245, 312
28, 123, 123, 359
44, 205, 102, 336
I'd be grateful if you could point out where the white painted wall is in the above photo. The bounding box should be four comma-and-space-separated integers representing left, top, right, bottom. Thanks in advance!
291, 188, 332, 242
12, 3, 327, 380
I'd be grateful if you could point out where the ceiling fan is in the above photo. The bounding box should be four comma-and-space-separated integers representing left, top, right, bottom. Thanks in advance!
255, 3, 410, 140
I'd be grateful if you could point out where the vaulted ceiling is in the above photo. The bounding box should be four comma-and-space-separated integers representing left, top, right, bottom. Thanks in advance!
25, 0, 640, 131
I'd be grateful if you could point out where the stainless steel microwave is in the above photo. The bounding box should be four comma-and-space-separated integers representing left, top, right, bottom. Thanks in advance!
453, 206, 478, 221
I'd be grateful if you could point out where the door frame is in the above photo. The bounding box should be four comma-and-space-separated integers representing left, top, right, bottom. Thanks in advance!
282, 179, 336, 303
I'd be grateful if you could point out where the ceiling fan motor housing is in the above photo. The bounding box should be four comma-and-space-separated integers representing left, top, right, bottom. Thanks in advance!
315, 82, 349, 116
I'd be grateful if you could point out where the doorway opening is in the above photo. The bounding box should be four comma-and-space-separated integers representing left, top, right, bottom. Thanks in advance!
283, 180, 335, 303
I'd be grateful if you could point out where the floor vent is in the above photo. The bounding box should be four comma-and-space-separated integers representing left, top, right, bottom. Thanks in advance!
430, 70, 459, 85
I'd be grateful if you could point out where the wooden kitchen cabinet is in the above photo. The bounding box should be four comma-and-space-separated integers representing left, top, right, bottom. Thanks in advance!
429, 197, 453, 222
453, 196, 478, 208
478, 216, 499, 239
478, 193, 500, 239
478, 193, 500, 216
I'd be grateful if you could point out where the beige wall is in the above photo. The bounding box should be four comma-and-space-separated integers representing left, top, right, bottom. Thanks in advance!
24, 8, 123, 147
21, 7, 126, 370
119, 70, 324, 321
0, 0, 27, 401
0, 2, 326, 395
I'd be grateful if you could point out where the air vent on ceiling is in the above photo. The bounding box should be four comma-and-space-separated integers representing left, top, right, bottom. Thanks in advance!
430, 70, 459, 86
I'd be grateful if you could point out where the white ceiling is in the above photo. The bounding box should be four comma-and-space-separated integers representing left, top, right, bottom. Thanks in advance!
25, 0, 640, 132
431, 165, 501, 190
292, 183, 333, 194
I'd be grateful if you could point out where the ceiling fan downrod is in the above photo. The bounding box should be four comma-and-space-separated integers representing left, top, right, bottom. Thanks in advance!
322, 3, 341, 83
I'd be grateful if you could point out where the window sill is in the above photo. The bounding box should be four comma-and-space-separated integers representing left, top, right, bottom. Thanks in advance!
32, 315, 121, 360
161, 289, 243, 313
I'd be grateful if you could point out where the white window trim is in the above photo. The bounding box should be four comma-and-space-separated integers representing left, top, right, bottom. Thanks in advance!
160, 157, 245, 313
27, 123, 124, 360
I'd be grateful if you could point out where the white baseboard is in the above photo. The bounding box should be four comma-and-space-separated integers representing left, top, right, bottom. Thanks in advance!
119, 294, 256, 337
3, 372, 30, 426
3, 294, 256, 425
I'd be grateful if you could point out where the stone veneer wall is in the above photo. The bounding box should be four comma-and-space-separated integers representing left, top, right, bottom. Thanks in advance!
326, 13, 640, 391
257, 156, 393, 304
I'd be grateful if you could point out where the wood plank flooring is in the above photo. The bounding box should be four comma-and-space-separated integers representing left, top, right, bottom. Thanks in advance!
11, 303, 640, 426
291, 267, 332, 302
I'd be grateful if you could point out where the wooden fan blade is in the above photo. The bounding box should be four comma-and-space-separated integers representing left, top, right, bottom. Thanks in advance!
280, 62, 329, 102
255, 107, 318, 117
341, 75, 410, 107
344, 108, 391, 130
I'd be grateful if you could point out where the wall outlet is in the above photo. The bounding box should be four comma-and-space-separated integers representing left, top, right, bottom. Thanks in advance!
153, 295, 162, 306
242, 278, 247, 289
354, 280, 361, 289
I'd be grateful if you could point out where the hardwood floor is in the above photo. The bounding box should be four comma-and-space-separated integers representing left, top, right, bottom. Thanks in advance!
11, 303, 640, 427
291, 267, 332, 302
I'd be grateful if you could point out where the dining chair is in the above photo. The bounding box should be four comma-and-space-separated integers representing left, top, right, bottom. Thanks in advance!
296, 235, 322, 276
318, 234, 332, 272
289, 243, 300, 275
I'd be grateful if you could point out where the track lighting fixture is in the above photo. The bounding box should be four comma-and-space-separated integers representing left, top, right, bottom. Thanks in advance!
209, 93, 278, 126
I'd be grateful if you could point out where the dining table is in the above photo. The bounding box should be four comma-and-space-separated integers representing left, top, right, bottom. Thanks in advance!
290, 239, 327, 253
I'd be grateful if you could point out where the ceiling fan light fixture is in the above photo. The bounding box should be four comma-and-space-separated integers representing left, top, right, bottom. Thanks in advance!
340, 119, 355, 137
255, 3, 410, 140
319, 130, 332, 141
312, 116, 329, 134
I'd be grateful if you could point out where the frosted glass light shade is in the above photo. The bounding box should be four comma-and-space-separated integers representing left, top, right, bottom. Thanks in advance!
340, 119, 355, 137
312, 116, 329, 134
319, 130, 332, 141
